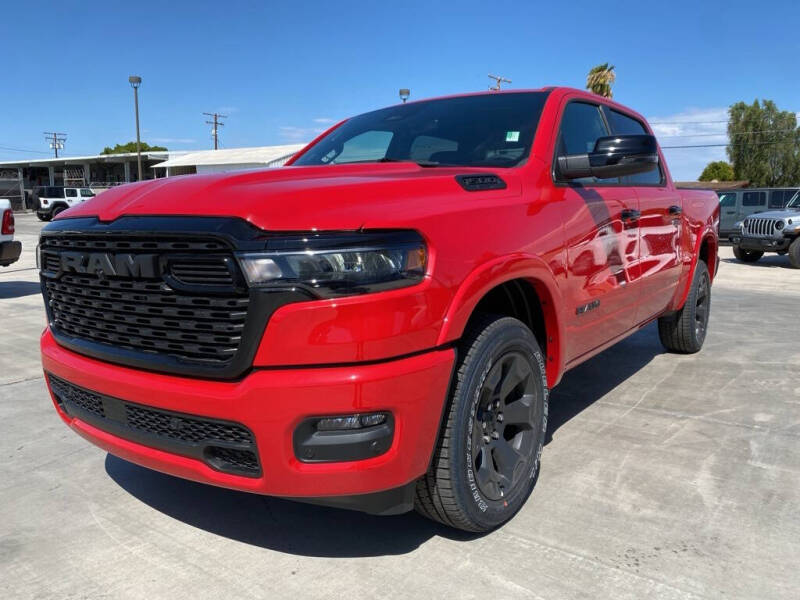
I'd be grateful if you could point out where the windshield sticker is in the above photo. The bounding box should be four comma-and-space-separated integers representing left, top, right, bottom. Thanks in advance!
506, 131, 520, 142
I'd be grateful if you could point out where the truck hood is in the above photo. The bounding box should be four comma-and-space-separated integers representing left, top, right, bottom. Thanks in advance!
58, 163, 522, 230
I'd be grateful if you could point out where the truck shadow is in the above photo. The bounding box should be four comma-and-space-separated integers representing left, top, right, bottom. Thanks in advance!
104, 324, 662, 557
720, 256, 794, 269
0, 281, 41, 299
105, 454, 475, 556
545, 323, 661, 444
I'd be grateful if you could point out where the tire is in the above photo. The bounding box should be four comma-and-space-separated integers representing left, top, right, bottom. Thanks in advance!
36, 212, 51, 222
415, 315, 548, 532
732, 245, 763, 263
658, 261, 711, 354
51, 206, 66, 218
788, 238, 800, 269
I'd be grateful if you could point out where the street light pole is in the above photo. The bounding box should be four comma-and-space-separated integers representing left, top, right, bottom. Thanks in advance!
129, 75, 143, 181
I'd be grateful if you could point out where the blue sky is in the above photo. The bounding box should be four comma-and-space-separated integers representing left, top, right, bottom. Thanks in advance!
2, 0, 799, 179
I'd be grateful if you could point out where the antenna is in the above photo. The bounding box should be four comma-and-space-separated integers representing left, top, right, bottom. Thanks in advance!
44, 132, 67, 158
203, 112, 227, 150
488, 74, 511, 91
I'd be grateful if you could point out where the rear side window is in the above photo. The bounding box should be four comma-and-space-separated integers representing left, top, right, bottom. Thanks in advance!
556, 102, 616, 184
65, 188, 78, 198
742, 191, 766, 207
718, 193, 737, 208
605, 109, 663, 185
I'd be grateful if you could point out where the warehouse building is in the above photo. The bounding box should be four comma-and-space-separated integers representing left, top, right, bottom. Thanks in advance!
0, 144, 306, 209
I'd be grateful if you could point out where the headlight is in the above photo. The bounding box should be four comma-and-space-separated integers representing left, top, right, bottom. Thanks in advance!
237, 230, 427, 297
775, 220, 785, 230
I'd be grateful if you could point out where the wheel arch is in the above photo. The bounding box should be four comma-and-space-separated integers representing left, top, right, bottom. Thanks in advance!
673, 227, 718, 311
437, 255, 565, 387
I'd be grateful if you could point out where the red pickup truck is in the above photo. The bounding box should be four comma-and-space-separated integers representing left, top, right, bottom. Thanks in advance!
39, 88, 718, 532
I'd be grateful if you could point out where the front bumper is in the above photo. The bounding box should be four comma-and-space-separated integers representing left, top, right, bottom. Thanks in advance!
729, 235, 791, 252
0, 240, 21, 266
41, 328, 454, 506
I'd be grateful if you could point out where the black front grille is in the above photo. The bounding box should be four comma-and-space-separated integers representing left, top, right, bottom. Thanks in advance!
40, 232, 249, 369
48, 374, 260, 476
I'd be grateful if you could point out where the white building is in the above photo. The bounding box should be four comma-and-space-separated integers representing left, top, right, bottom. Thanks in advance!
152, 144, 307, 177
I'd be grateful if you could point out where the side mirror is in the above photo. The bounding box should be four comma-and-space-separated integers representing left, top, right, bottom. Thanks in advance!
557, 134, 659, 180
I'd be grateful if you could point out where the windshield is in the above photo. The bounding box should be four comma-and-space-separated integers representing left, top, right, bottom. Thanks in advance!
787, 190, 800, 209
293, 92, 549, 168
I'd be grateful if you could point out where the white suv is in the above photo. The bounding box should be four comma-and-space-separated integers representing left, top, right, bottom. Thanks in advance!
35, 186, 96, 221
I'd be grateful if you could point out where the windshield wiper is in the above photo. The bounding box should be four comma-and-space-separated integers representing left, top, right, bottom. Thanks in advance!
375, 157, 442, 168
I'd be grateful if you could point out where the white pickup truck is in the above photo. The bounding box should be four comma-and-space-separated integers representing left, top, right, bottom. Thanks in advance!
0, 199, 21, 267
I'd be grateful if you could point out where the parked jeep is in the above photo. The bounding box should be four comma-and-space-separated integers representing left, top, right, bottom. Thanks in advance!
34, 186, 96, 221
730, 191, 800, 267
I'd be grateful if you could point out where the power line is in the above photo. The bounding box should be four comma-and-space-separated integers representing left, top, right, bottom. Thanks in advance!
0, 144, 51, 155
43, 132, 66, 158
649, 119, 729, 125
203, 112, 227, 150
662, 140, 799, 149
659, 128, 798, 139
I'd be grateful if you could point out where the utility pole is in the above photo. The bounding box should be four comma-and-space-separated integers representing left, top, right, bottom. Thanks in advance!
203, 112, 227, 150
44, 132, 66, 158
488, 74, 512, 91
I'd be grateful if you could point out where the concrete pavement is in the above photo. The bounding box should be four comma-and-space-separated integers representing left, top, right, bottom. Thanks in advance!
1, 213, 798, 599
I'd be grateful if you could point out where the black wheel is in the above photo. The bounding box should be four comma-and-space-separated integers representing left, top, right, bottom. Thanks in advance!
415, 315, 548, 532
732, 245, 763, 263
36, 212, 51, 222
658, 261, 711, 354
51, 206, 66, 218
788, 238, 800, 269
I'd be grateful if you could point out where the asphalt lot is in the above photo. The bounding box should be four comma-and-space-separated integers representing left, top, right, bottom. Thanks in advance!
1, 212, 798, 599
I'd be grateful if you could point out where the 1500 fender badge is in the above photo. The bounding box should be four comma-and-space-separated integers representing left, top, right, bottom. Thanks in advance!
576, 299, 600, 315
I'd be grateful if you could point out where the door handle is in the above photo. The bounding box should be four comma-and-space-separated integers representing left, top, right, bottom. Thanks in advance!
668, 205, 682, 216
621, 209, 641, 222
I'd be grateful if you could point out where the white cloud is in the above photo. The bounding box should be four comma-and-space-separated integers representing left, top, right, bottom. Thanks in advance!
647, 107, 729, 181
279, 125, 325, 142
151, 137, 197, 144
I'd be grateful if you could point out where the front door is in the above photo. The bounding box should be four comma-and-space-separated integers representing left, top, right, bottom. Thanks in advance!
554, 100, 642, 363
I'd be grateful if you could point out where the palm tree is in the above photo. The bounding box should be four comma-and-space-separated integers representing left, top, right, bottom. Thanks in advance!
586, 63, 616, 98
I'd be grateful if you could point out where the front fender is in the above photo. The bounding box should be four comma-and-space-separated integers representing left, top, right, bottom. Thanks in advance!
436, 253, 566, 387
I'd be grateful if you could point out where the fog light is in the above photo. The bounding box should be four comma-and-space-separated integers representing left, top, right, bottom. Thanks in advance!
316, 412, 387, 431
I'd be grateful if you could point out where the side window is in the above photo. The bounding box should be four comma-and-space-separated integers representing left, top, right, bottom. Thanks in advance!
80, 188, 95, 198
65, 188, 78, 198
742, 192, 766, 207
409, 135, 458, 162
556, 102, 616, 184
768, 190, 797, 208
325, 131, 393, 164
718, 193, 737, 208
606, 108, 663, 185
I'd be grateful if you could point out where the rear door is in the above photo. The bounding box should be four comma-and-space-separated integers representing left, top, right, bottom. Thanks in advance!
718, 191, 739, 233
603, 107, 682, 321
554, 100, 642, 362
